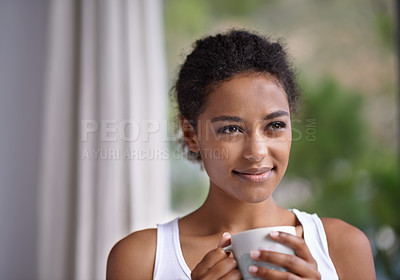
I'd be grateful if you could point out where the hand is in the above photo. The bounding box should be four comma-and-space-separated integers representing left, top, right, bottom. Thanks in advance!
191, 233, 242, 280
248, 231, 321, 280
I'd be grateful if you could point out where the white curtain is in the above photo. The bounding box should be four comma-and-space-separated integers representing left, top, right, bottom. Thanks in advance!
38, 0, 170, 279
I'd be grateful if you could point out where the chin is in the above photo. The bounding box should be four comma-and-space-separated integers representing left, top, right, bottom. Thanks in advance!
249, 196, 271, 204
238, 190, 273, 204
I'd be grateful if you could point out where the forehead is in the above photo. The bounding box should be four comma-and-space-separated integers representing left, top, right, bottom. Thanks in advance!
202, 74, 289, 118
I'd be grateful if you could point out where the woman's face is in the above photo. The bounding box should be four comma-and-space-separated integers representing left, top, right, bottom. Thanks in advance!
189, 74, 292, 203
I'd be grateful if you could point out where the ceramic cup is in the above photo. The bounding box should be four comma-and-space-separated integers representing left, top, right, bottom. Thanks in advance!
224, 226, 296, 280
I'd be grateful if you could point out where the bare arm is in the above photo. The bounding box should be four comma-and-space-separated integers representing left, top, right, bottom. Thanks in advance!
106, 229, 157, 280
322, 218, 376, 280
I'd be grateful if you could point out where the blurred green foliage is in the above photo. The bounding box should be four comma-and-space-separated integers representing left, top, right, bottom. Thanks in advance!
371, 0, 397, 49
165, 0, 210, 36
207, 0, 269, 17
287, 78, 399, 277
170, 155, 208, 212
288, 77, 399, 228
289, 78, 367, 181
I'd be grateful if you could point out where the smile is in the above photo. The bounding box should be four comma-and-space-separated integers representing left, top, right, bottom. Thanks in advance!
232, 167, 273, 183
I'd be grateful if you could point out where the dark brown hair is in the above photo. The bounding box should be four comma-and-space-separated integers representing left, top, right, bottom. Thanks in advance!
174, 29, 301, 162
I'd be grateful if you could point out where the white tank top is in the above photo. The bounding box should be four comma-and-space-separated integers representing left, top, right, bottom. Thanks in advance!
153, 209, 339, 280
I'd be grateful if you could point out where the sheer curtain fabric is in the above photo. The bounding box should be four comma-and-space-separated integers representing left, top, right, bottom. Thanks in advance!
38, 0, 169, 279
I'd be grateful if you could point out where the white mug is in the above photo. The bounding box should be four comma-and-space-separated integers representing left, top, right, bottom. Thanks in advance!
224, 226, 296, 280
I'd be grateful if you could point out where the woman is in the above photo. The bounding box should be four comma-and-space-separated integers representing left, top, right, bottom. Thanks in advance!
107, 30, 376, 280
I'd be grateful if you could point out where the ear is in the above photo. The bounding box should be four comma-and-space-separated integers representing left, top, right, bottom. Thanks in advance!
180, 118, 200, 153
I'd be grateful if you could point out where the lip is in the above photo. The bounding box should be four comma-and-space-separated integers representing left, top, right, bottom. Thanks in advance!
232, 167, 273, 183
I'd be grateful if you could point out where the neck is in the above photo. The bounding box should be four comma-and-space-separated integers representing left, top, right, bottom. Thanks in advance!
187, 182, 290, 235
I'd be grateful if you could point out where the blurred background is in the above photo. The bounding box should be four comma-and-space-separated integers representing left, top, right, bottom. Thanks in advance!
0, 0, 398, 279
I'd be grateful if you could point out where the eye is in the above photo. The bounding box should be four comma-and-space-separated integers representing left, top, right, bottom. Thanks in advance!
267, 121, 286, 130
218, 125, 243, 134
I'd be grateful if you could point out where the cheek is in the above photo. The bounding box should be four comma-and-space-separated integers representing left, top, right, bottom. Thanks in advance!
270, 133, 292, 162
201, 154, 232, 187
199, 141, 237, 166
199, 141, 241, 180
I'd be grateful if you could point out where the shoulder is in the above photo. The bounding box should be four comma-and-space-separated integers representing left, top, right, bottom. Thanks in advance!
321, 218, 371, 254
321, 218, 376, 280
106, 228, 157, 280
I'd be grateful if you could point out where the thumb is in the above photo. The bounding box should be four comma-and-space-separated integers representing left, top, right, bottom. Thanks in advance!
218, 232, 231, 248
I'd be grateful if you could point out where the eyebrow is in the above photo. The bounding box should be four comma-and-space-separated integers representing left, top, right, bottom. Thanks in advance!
211, 110, 289, 123
211, 115, 244, 123
264, 110, 289, 120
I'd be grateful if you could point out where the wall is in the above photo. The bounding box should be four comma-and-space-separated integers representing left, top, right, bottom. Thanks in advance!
0, 0, 47, 278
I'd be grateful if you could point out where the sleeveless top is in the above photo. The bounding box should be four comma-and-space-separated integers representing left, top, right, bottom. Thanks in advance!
153, 209, 339, 280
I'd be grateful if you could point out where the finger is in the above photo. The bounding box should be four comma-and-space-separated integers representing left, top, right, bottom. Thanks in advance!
192, 233, 233, 278
200, 257, 238, 280
250, 249, 318, 277
218, 232, 232, 248
219, 268, 242, 280
191, 248, 228, 277
248, 265, 302, 280
269, 231, 317, 266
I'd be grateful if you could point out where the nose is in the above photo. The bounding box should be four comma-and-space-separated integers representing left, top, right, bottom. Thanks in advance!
242, 132, 268, 162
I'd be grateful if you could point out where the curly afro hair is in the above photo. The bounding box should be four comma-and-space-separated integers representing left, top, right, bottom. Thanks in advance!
174, 29, 301, 162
